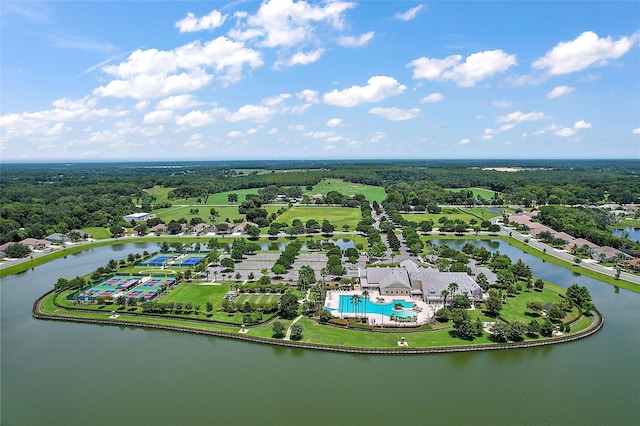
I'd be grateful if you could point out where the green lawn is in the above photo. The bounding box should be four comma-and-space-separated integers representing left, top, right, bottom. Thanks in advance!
276, 206, 362, 228
306, 178, 386, 203
81, 227, 111, 240
460, 207, 503, 221
160, 283, 229, 307
402, 210, 479, 225
444, 187, 498, 199
235, 293, 281, 305
153, 205, 281, 224
498, 287, 564, 323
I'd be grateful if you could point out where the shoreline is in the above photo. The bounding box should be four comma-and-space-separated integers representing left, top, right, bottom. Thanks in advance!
33, 288, 604, 355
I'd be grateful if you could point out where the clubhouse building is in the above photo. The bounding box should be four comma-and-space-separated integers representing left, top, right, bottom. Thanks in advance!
359, 260, 484, 304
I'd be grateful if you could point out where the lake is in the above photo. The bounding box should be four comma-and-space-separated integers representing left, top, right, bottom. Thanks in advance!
1, 241, 639, 425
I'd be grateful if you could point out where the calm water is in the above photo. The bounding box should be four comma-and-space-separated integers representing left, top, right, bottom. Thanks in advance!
612, 227, 640, 243
2, 241, 639, 425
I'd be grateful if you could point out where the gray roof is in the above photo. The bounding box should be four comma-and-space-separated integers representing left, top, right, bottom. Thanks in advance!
411, 268, 482, 297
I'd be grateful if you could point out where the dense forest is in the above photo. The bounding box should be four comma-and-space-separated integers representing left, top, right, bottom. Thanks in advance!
1, 160, 638, 244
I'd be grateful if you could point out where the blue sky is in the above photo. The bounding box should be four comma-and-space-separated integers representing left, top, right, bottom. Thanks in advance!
1, 0, 639, 161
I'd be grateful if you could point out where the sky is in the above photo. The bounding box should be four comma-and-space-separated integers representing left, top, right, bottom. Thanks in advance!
1, 0, 639, 162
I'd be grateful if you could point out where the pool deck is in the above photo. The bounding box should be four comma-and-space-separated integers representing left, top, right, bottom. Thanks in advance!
324, 290, 441, 326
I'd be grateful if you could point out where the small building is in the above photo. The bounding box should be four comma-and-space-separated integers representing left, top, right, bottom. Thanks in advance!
19, 238, 50, 250
123, 213, 151, 223
150, 223, 167, 234
46, 233, 70, 244
591, 246, 629, 263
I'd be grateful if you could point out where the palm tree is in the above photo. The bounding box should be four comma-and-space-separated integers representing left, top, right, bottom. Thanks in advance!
351, 294, 362, 319
362, 289, 370, 319
448, 282, 459, 307
441, 289, 449, 307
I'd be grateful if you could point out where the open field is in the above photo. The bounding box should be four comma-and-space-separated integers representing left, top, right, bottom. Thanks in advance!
402, 210, 479, 225
445, 187, 497, 199
80, 227, 112, 240
460, 207, 503, 220
498, 286, 566, 323
160, 283, 229, 307
306, 178, 386, 203
153, 205, 281, 224
235, 293, 281, 305
276, 206, 362, 228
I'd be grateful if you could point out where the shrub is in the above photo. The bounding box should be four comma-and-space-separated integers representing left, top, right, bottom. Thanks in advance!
328, 318, 349, 326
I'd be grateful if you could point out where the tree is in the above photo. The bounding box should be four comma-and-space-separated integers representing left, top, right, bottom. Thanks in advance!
540, 319, 555, 336
526, 300, 543, 314
350, 294, 362, 319
362, 289, 370, 319
205, 301, 213, 315
566, 284, 592, 308
297, 265, 316, 290
319, 309, 333, 322
451, 294, 471, 309
321, 220, 335, 235
548, 304, 565, 322
227, 193, 238, 203
221, 257, 235, 271
440, 289, 449, 307
245, 225, 260, 239
272, 320, 285, 338
290, 324, 303, 340
271, 263, 286, 277
4, 243, 30, 258
527, 319, 541, 336
278, 291, 299, 319
534, 278, 544, 291
485, 290, 502, 317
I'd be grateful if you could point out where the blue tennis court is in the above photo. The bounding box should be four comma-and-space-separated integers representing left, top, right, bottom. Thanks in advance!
177, 254, 206, 266
142, 254, 174, 266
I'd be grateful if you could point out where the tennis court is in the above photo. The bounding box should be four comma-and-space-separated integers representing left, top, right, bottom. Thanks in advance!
126, 277, 175, 301
77, 276, 140, 302
176, 254, 206, 267
142, 254, 175, 267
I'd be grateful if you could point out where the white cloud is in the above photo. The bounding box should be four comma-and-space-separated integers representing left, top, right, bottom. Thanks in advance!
547, 85, 575, 99
268, 128, 279, 135
143, 110, 174, 124
338, 31, 374, 47
555, 127, 576, 137
230, 0, 357, 48
228, 104, 274, 122
368, 107, 420, 121
183, 133, 205, 149
458, 138, 470, 145
370, 131, 385, 143
175, 109, 223, 127
296, 89, 320, 103
408, 50, 517, 87
247, 128, 259, 135
498, 110, 548, 123
289, 124, 305, 131
276, 49, 324, 68
227, 130, 243, 137
419, 93, 444, 103
481, 124, 515, 140
135, 101, 150, 111
323, 75, 406, 107
533, 31, 639, 75
175, 10, 227, 33
633, 128, 640, 135
327, 118, 343, 127
156, 94, 203, 110
94, 37, 263, 99
395, 5, 424, 21
492, 99, 513, 108
0, 96, 127, 140
574, 120, 592, 129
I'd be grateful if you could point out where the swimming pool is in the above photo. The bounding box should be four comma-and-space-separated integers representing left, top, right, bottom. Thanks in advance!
332, 295, 417, 318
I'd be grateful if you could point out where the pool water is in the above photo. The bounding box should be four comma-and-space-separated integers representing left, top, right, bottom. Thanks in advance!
333, 295, 416, 317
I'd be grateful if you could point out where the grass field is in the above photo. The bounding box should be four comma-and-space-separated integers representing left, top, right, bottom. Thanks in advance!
153, 205, 281, 224
402, 211, 479, 225
460, 207, 503, 220
81, 227, 111, 240
276, 206, 362, 228
444, 187, 497, 199
498, 287, 564, 323
235, 293, 281, 305
306, 178, 386, 203
160, 283, 229, 308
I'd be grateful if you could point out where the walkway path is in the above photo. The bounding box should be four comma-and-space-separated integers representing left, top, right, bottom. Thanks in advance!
284, 315, 304, 341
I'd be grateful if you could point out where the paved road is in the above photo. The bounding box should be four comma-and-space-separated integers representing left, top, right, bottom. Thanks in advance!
491, 217, 640, 286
